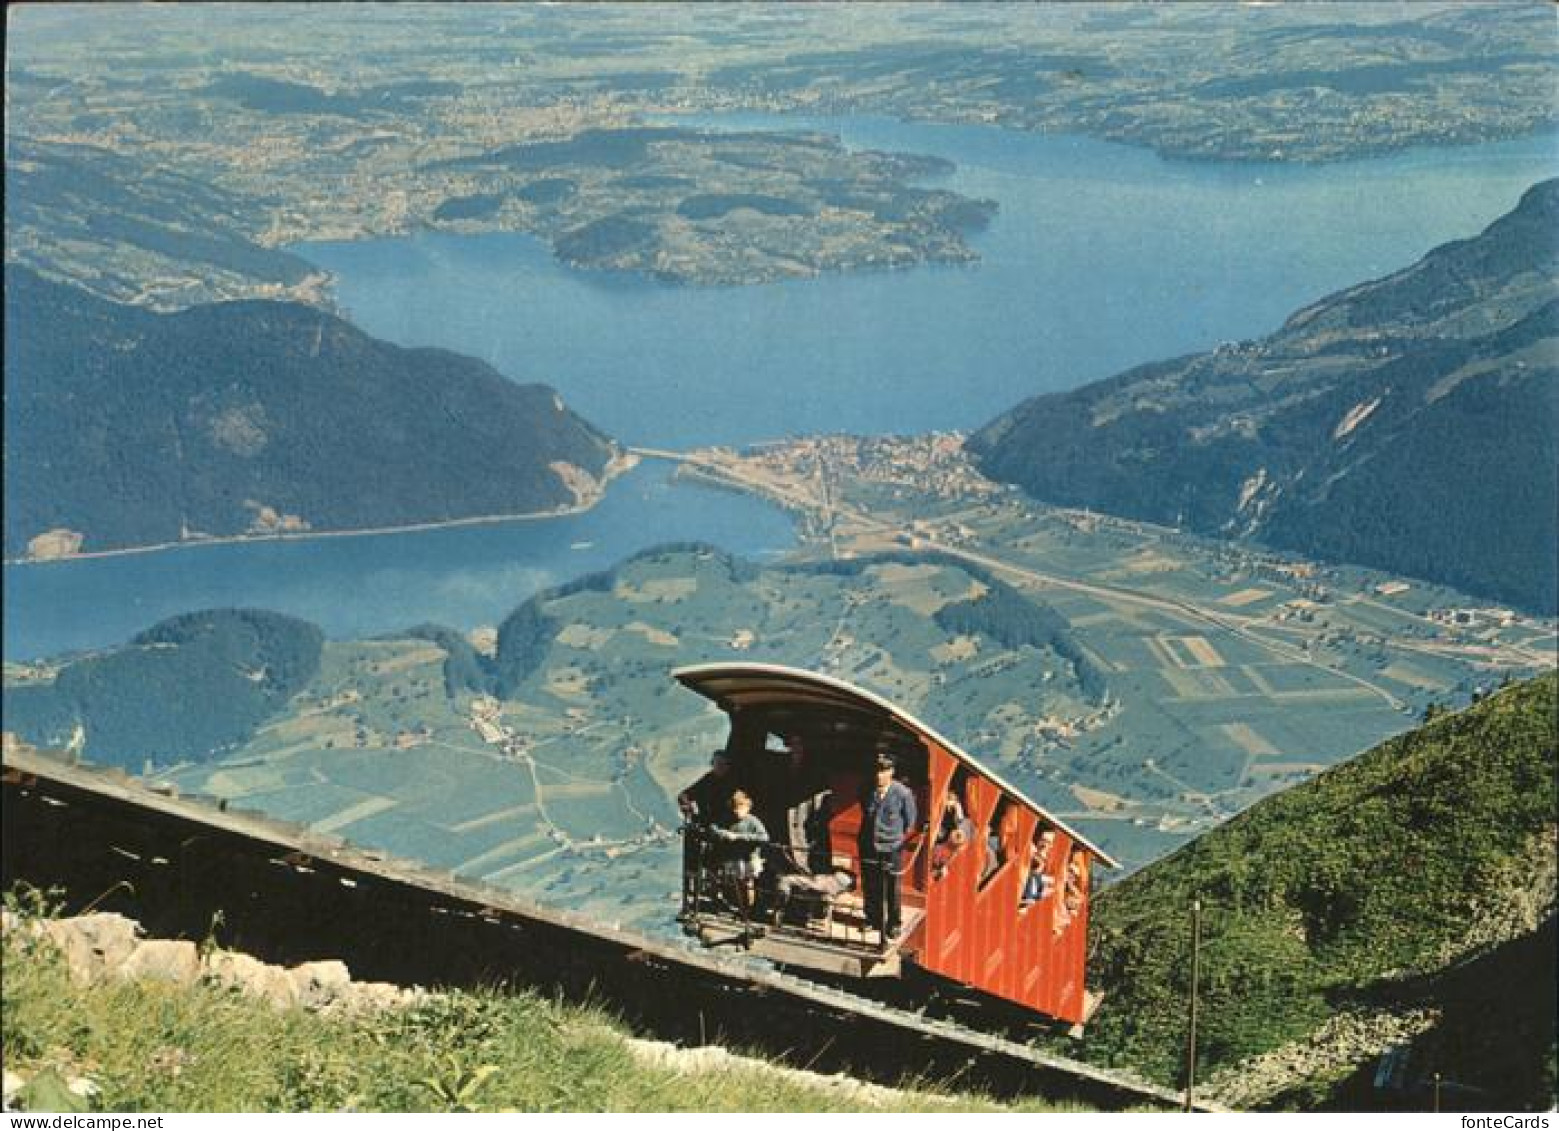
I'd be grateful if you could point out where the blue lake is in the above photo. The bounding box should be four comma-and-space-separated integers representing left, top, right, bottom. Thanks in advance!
6, 117, 1553, 660
305, 116, 1555, 448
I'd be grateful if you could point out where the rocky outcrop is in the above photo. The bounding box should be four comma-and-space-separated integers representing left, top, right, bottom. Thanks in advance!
622, 1037, 959, 1109
1204, 1006, 1440, 1109
1, 910, 423, 1014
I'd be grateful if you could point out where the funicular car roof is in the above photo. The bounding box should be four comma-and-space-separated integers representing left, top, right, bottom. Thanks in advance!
674, 662, 1119, 868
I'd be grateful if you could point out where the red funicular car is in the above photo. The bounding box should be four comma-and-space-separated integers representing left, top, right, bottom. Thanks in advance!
674, 662, 1117, 1027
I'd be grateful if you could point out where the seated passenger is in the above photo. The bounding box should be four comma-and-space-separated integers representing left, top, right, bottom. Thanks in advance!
775, 868, 856, 900
773, 868, 856, 927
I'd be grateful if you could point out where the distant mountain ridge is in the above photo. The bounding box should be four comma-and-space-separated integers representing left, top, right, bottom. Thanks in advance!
4, 267, 621, 559
6, 137, 324, 310
969, 180, 1558, 613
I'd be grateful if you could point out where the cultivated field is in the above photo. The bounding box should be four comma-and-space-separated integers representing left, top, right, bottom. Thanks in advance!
158, 443, 1553, 930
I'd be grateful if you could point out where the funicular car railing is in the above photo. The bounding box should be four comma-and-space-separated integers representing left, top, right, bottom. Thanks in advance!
680, 822, 929, 955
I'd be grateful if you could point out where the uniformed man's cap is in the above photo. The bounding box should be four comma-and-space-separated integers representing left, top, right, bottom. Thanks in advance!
874, 752, 896, 771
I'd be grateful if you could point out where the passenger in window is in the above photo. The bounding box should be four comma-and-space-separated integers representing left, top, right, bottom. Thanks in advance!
1021, 870, 1052, 905
931, 824, 967, 881
981, 826, 1005, 883
1055, 848, 1089, 935
1064, 849, 1088, 913
932, 791, 974, 880
938, 790, 969, 840
979, 800, 1020, 884
1020, 830, 1057, 906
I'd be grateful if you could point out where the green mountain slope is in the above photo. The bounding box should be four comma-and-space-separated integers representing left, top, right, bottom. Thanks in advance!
1077, 673, 1557, 1110
969, 180, 1559, 613
3, 610, 323, 772
4, 267, 620, 558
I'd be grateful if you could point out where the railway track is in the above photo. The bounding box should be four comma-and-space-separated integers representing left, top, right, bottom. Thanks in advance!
1, 748, 1204, 1110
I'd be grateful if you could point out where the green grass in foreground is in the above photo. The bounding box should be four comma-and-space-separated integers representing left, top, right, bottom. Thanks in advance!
2, 925, 1098, 1113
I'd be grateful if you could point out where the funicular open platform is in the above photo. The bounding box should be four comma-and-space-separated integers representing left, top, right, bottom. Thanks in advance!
686, 830, 927, 978
674, 663, 934, 978
671, 663, 1117, 1024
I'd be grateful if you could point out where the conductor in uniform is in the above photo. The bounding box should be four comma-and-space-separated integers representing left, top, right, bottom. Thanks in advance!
858, 750, 917, 941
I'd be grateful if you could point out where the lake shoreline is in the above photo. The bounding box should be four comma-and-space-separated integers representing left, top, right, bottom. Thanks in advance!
8, 452, 642, 570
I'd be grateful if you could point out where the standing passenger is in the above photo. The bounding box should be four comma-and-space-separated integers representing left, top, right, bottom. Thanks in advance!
782, 734, 833, 875
678, 749, 736, 825
677, 749, 736, 917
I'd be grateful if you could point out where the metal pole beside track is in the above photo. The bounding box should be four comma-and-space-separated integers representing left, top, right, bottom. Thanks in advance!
1184, 896, 1202, 1113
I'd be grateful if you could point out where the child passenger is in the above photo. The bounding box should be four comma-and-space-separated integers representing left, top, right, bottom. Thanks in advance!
710, 789, 768, 918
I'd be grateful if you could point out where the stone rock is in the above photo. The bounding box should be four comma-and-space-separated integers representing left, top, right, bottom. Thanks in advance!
288, 960, 353, 1010
3, 1069, 24, 1109
202, 950, 296, 1008
15, 909, 420, 1019
621, 1038, 929, 1108
40, 914, 141, 984
346, 980, 422, 1013
1205, 1006, 1440, 1108
118, 939, 200, 985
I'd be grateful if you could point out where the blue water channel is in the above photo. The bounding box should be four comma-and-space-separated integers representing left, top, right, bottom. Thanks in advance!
4, 461, 795, 659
